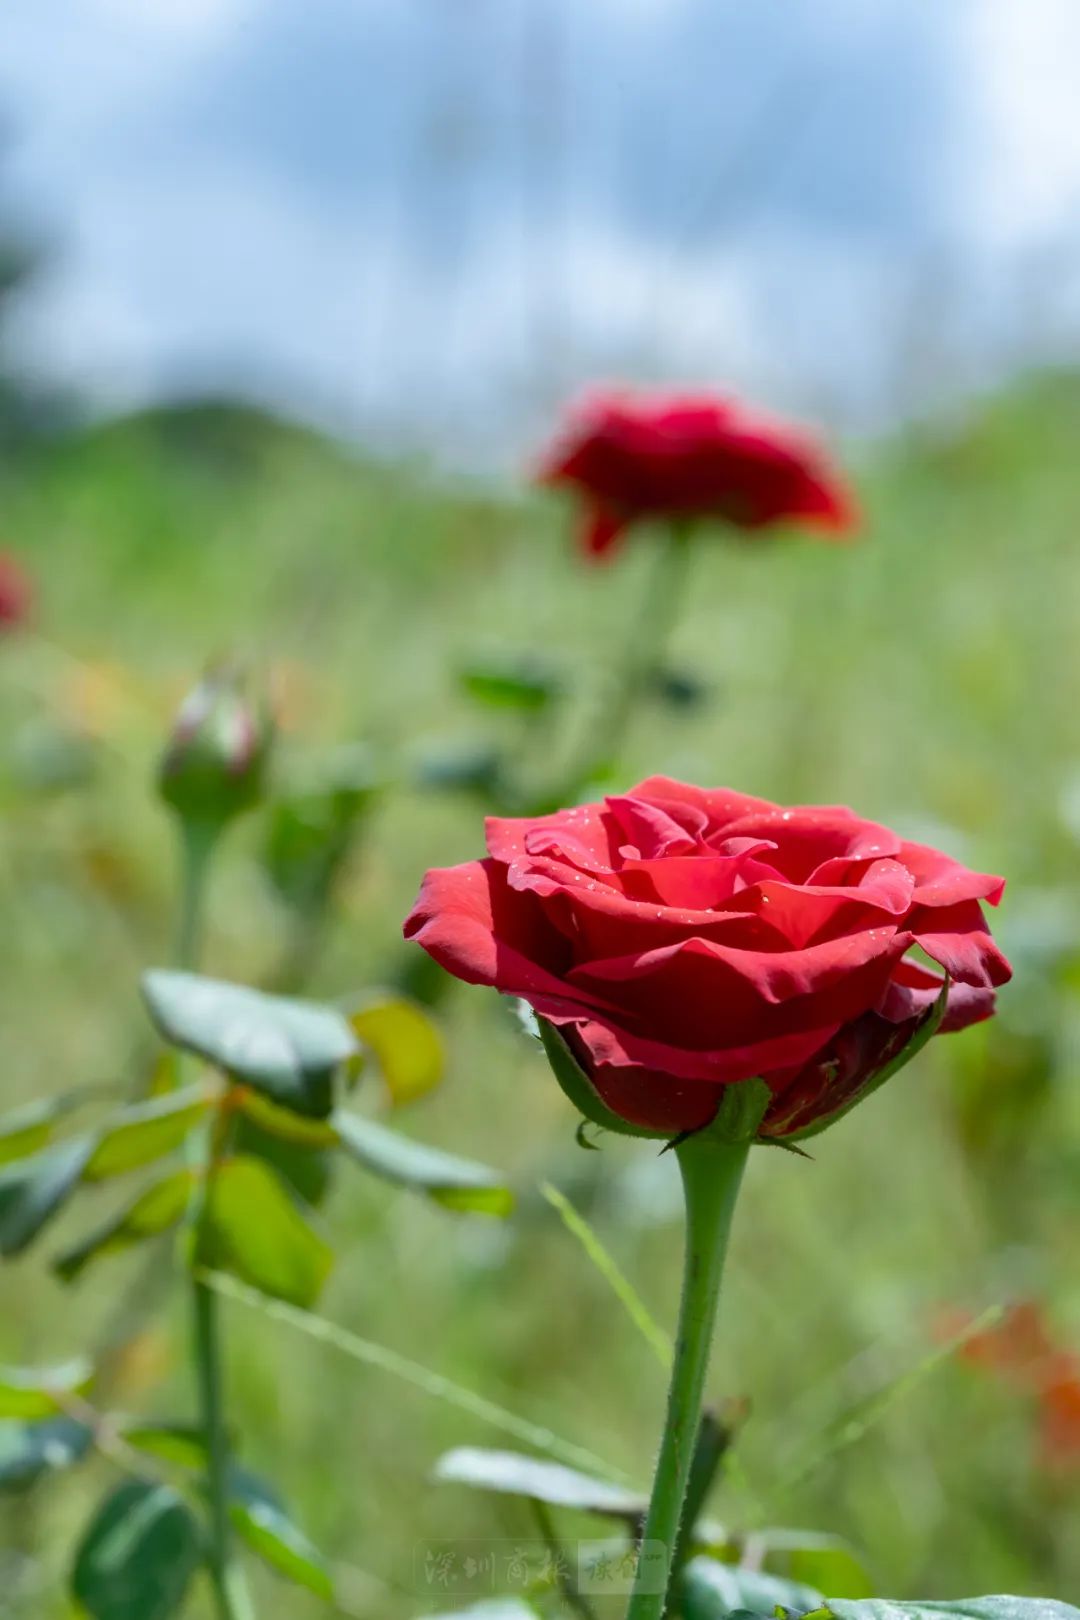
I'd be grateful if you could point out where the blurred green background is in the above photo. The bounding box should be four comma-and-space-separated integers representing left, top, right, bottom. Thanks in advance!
2, 372, 1080, 1614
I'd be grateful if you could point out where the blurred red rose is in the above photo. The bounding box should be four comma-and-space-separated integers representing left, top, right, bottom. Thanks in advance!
404, 777, 1010, 1139
0, 552, 32, 630
535, 389, 857, 560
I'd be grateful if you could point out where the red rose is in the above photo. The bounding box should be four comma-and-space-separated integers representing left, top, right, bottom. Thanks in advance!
0, 552, 32, 630
403, 778, 1011, 1140
535, 389, 856, 561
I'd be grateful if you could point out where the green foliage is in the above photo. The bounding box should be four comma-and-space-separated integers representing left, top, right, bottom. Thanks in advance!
335, 1111, 513, 1214
0, 1090, 93, 1167
262, 742, 382, 914
818, 1603, 1080, 1620
348, 994, 446, 1106
83, 1089, 212, 1181
71, 1481, 204, 1620
0, 1136, 93, 1255
423, 1605, 538, 1620
119, 1423, 211, 1472
0, 1359, 93, 1418
53, 1168, 195, 1281
433, 1445, 647, 1519
0, 1416, 92, 1489
228, 1466, 335, 1601
678, 1554, 824, 1618
459, 654, 562, 713
416, 739, 505, 797
141, 970, 358, 1117
200, 1155, 333, 1306
752, 1532, 874, 1600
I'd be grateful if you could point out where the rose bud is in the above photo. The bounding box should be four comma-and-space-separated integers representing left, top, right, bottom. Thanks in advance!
0, 551, 33, 631
535, 388, 856, 562
158, 666, 272, 830
403, 778, 1011, 1143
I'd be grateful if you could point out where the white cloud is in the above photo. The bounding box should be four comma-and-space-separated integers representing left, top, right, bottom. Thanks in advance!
960, 0, 1080, 247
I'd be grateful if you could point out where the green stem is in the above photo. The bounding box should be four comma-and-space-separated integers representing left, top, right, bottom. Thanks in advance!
626, 1132, 751, 1620
190, 1103, 254, 1620
532, 1499, 597, 1620
174, 819, 218, 972
558, 520, 694, 807
173, 816, 254, 1620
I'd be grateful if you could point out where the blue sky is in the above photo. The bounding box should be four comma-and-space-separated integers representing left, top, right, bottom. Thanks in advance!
4, 0, 1080, 459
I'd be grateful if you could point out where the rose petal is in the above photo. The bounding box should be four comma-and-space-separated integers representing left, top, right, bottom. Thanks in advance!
877, 959, 997, 1033
554, 1008, 845, 1088
908, 900, 1013, 989
897, 840, 1006, 908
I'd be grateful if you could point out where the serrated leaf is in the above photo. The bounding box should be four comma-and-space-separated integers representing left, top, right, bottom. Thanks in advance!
349, 996, 445, 1107
0, 1360, 93, 1419
434, 1447, 646, 1519
334, 1113, 513, 1215
0, 1416, 92, 1490
141, 970, 357, 1118
53, 1169, 194, 1282
71, 1480, 203, 1620
229, 1467, 334, 1601
0, 1137, 94, 1257
679, 1553, 824, 1618
83, 1089, 212, 1181
0, 1091, 90, 1167
201, 1156, 333, 1307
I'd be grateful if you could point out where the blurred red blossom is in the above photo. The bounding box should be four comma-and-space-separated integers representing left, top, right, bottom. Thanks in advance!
535, 388, 857, 561
0, 551, 32, 630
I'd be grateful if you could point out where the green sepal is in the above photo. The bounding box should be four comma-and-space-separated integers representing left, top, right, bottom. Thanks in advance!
710, 1078, 771, 1145
538, 1019, 670, 1141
